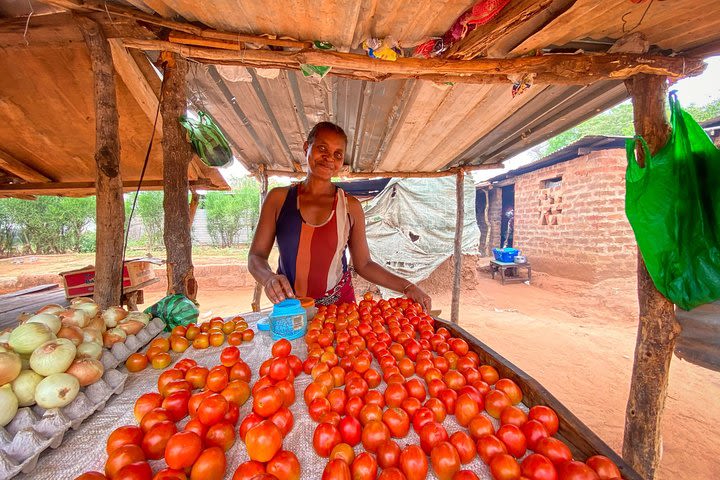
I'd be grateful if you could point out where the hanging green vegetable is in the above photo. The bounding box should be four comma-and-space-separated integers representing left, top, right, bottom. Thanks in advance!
179, 111, 233, 168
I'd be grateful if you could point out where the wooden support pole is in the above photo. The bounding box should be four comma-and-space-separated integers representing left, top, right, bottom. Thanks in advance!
483, 189, 491, 257
77, 16, 124, 309
160, 52, 197, 301
622, 74, 680, 479
451, 169, 464, 324
251, 169, 269, 312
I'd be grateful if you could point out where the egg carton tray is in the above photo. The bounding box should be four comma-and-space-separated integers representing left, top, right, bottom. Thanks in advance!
0, 318, 164, 480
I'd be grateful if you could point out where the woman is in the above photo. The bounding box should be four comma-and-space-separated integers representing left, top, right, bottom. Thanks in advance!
248, 121, 432, 311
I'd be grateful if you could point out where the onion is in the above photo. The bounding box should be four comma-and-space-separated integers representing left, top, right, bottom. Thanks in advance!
35, 373, 79, 408
76, 342, 103, 360
0, 351, 22, 385
126, 311, 151, 326
70, 297, 94, 305
103, 327, 127, 347
8, 323, 55, 355
59, 308, 90, 328
57, 325, 84, 346
11, 370, 43, 407
118, 320, 144, 336
19, 354, 30, 370
82, 328, 103, 345
75, 301, 99, 319
0, 385, 19, 426
30, 338, 76, 376
0, 329, 10, 344
102, 306, 128, 328
86, 316, 107, 333
26, 313, 62, 335
37, 304, 65, 315
65, 358, 104, 387
16, 312, 32, 323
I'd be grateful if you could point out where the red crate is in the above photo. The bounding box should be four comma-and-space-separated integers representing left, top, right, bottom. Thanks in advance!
60, 258, 159, 299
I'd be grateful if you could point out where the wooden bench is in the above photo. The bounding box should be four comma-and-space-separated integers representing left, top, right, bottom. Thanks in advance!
490, 259, 531, 285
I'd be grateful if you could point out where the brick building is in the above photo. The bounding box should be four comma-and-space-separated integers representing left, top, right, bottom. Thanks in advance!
477, 136, 636, 283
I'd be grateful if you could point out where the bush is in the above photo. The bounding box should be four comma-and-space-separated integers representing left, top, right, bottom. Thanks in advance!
78, 231, 96, 253
205, 178, 260, 248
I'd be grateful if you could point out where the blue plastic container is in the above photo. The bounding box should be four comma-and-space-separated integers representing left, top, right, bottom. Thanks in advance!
492, 247, 520, 263
269, 299, 307, 341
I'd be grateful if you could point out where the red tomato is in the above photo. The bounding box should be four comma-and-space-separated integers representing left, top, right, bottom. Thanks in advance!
105, 444, 145, 479
496, 424, 527, 458
107, 426, 144, 455
490, 453, 521, 480
266, 450, 301, 480
377, 467, 406, 480
229, 362, 252, 383
557, 461, 601, 480
479, 365, 499, 385
476, 434, 508, 464
231, 461, 265, 480
327, 388, 347, 415
269, 357, 291, 381
164, 431, 202, 470
338, 415, 362, 446
454, 471, 479, 480
361, 420, 391, 453
364, 390, 386, 408
405, 378, 427, 402
134, 393, 163, 424
495, 378, 523, 405
412, 407, 435, 433
529, 406, 559, 436
384, 382, 408, 408
376, 439, 401, 469
455, 393, 480, 427
322, 459, 351, 480
430, 441, 461, 480
246, 420, 283, 463
521, 420, 549, 451
535, 438, 573, 466
419, 421, 449, 455
485, 390, 512, 419
152, 469, 187, 480
437, 388, 458, 415
139, 408, 172, 434
162, 391, 190, 422
220, 346, 240, 367
270, 407, 294, 437
272, 338, 292, 357
206, 366, 229, 393
114, 461, 152, 480
157, 370, 184, 396
185, 366, 209, 389
76, 472, 107, 480
183, 418, 207, 439
398, 444, 428, 480
253, 386, 283, 417
309, 397, 332, 422
197, 394, 229, 426
585, 455, 621, 480
467, 414, 495, 439
500, 405, 528, 428
359, 404, 383, 426
205, 422, 235, 451
382, 407, 410, 438
188, 391, 212, 417
351, 452, 378, 480
450, 431, 476, 464
345, 396, 364, 418
141, 421, 177, 460
521, 453, 558, 480
190, 447, 226, 480
313, 422, 342, 457
424, 398, 447, 423
238, 412, 264, 442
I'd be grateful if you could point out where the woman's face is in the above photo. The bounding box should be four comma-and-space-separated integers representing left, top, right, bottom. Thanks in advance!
304, 128, 347, 179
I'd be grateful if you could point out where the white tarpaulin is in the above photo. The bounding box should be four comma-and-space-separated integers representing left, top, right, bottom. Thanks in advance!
364, 176, 480, 295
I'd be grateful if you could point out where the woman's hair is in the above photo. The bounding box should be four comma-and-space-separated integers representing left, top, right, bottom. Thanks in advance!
307, 122, 347, 145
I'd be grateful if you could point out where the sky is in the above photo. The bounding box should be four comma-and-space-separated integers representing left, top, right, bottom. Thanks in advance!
215, 56, 720, 185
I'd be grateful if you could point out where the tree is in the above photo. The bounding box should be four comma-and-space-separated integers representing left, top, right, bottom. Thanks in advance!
125, 191, 164, 248
0, 201, 15, 256
205, 178, 260, 247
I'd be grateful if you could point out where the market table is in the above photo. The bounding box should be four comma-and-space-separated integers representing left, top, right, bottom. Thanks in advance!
16, 313, 640, 480
489, 260, 531, 285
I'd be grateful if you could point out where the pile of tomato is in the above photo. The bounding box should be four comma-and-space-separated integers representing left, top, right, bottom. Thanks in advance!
300, 295, 624, 480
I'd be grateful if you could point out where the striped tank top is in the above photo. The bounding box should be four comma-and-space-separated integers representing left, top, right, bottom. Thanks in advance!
276, 184, 351, 300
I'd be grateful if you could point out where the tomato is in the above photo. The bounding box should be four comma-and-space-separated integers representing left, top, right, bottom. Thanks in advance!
142, 421, 177, 460
192, 333, 209, 349
126, 354, 148, 373
476, 434, 508, 464
397, 444, 428, 480
455, 393, 480, 427
209, 332, 225, 347
153, 468, 187, 480
246, 420, 283, 462
185, 325, 200, 340
450, 431, 476, 464
585, 455, 621, 480
345, 377, 369, 398
467, 414, 495, 439
529, 406, 559, 436
170, 335, 190, 353
162, 391, 190, 422
490, 453, 521, 480
205, 422, 235, 451
453, 471, 479, 480
184, 418, 207, 439
496, 424, 527, 458
322, 459, 351, 480
266, 450, 301, 480
351, 452, 378, 480
105, 444, 145, 479
253, 386, 283, 417
231, 461, 265, 480
364, 390, 385, 408
419, 421, 449, 455
270, 407, 294, 437
361, 419, 391, 453
309, 397, 332, 422
345, 396, 364, 418
444, 370, 466, 391
272, 338, 292, 358
375, 439, 400, 469
239, 413, 265, 441
269, 357, 291, 381
190, 447, 226, 480
327, 388, 347, 415
114, 461, 152, 480
495, 378, 523, 405
163, 379, 192, 397
485, 390, 512, 418
165, 431, 202, 470
134, 393, 163, 423
188, 391, 212, 417
500, 405, 528, 428
228, 332, 243, 346
76, 471, 107, 480
313, 422, 342, 457
521, 454, 558, 480
107, 426, 144, 455
206, 366, 229, 393
222, 380, 251, 407
382, 407, 410, 438
197, 394, 229, 426
424, 397, 447, 423
557, 461, 601, 480
224, 402, 240, 425
535, 438, 573, 466
412, 407, 435, 433
430, 441, 461, 480
338, 414, 362, 446
185, 366, 209, 389
220, 346, 240, 367
359, 404, 383, 426
140, 408, 172, 433
222, 321, 236, 334
241, 329, 255, 342
521, 420, 549, 450
329, 442, 355, 465
151, 353, 172, 369
400, 397, 422, 418
479, 365, 499, 385
363, 368, 382, 388
377, 467, 406, 480
437, 388, 458, 415
229, 362, 252, 383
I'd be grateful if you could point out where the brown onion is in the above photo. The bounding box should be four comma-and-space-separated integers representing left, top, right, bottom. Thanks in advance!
70, 297, 94, 305
76, 342, 103, 360
57, 325, 84, 346
86, 316, 106, 333
118, 320, 144, 336
102, 306, 128, 328
0, 351, 22, 386
126, 311, 151, 326
37, 304, 65, 315
59, 309, 90, 328
103, 327, 127, 347
74, 302, 99, 319
82, 328, 103, 345
65, 358, 104, 387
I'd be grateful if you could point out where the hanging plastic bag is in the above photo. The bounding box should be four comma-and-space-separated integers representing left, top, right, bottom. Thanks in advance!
179, 111, 233, 168
144, 294, 199, 331
625, 92, 720, 311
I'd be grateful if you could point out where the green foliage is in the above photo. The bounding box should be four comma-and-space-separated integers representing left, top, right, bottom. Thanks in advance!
125, 191, 164, 248
0, 201, 15, 256
78, 231, 96, 253
205, 178, 260, 248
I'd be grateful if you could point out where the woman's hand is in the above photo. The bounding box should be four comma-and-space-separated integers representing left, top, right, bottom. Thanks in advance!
264, 274, 295, 304
405, 284, 431, 312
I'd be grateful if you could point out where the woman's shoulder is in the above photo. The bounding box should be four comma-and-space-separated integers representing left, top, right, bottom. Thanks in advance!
266, 185, 292, 203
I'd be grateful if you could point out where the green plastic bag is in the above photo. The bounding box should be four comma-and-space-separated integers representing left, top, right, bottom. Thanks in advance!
179, 111, 233, 168
625, 92, 720, 311
144, 294, 199, 332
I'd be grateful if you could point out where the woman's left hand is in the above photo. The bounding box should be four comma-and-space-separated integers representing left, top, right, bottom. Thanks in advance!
405, 284, 432, 312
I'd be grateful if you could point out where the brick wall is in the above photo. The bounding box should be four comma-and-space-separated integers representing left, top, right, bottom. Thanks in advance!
513, 149, 636, 283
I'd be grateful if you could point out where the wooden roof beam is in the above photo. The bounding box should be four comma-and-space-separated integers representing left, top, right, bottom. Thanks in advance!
0, 179, 215, 197
122, 38, 705, 84
0, 150, 53, 183
265, 164, 500, 179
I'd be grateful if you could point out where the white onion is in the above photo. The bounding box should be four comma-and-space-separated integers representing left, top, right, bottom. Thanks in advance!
59, 308, 90, 328
30, 338, 76, 376
74, 302, 99, 319
0, 351, 22, 385
8, 323, 55, 355
37, 304, 65, 315
86, 316, 107, 333
0, 385, 19, 426
11, 370, 43, 407
57, 325, 84, 346
126, 311, 150, 326
102, 306, 128, 328
26, 313, 62, 335
35, 373, 79, 408
76, 342, 103, 360
70, 297, 94, 305
65, 358, 104, 387
82, 328, 103, 345
103, 327, 127, 347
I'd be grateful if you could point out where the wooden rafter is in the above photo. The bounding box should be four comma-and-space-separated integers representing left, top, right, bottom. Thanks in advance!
0, 150, 53, 183
265, 164, 499, 179
0, 179, 214, 197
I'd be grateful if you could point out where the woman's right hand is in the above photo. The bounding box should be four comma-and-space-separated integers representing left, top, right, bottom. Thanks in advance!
264, 274, 295, 304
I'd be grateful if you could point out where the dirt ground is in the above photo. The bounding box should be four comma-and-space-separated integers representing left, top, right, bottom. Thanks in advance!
2, 254, 718, 479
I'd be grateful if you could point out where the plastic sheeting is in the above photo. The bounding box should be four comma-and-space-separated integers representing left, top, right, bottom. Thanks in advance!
364, 177, 480, 296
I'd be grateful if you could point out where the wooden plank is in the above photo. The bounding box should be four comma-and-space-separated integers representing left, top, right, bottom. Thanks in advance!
0, 149, 52, 183
436, 318, 644, 480
0, 289, 69, 329
265, 164, 498, 179
0, 284, 59, 300
451, 169, 463, 324
0, 179, 215, 197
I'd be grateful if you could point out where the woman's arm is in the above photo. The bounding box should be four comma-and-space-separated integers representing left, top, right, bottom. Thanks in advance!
248, 188, 294, 303
346, 196, 432, 311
